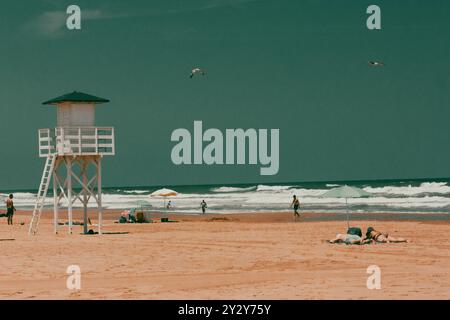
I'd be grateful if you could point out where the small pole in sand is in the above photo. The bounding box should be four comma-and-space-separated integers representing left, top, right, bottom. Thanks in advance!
346, 197, 350, 229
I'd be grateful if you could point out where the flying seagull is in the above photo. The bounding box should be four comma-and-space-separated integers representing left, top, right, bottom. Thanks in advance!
368, 61, 385, 67
190, 67, 206, 78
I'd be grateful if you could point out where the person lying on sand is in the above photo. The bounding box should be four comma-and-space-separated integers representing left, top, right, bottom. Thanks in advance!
328, 233, 372, 245
365, 227, 409, 243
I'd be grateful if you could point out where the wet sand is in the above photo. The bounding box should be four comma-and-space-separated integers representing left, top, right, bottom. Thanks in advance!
0, 210, 449, 299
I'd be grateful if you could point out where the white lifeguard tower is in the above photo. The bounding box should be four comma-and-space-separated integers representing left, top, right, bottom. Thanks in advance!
29, 91, 115, 235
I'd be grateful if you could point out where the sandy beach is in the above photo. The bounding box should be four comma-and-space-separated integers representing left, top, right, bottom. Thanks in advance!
0, 210, 449, 300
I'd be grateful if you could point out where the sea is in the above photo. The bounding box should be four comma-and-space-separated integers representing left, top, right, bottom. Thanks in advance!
2, 178, 450, 215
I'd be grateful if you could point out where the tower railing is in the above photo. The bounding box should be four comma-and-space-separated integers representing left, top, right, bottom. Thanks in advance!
39, 127, 115, 157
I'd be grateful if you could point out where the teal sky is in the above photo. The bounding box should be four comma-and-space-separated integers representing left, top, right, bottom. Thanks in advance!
0, 0, 449, 190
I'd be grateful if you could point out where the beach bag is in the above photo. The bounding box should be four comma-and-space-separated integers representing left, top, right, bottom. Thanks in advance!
136, 211, 145, 223
347, 227, 362, 237
119, 216, 127, 224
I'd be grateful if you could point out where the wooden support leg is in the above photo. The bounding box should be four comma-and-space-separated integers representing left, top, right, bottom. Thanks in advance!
53, 160, 59, 234
97, 158, 103, 235
67, 157, 73, 234
82, 160, 88, 234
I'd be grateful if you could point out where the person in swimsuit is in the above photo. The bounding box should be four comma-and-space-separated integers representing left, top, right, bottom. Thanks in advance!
5, 194, 16, 225
365, 227, 408, 243
290, 195, 300, 220
200, 200, 207, 214
328, 233, 372, 245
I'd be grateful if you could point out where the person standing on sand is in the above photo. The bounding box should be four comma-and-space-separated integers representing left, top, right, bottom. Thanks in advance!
5, 194, 16, 225
290, 195, 300, 220
200, 200, 207, 214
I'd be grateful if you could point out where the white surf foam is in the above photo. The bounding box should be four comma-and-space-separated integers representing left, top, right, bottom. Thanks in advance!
5, 182, 450, 213
211, 186, 256, 193
363, 182, 450, 196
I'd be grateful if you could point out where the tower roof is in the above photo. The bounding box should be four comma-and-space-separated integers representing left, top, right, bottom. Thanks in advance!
42, 91, 110, 105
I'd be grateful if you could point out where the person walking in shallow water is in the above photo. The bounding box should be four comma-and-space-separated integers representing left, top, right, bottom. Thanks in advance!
200, 200, 207, 214
5, 194, 16, 225
290, 195, 300, 220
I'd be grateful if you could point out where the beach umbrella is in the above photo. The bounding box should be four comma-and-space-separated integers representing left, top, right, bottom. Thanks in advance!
321, 185, 372, 229
150, 188, 178, 209
132, 200, 152, 221
135, 200, 151, 209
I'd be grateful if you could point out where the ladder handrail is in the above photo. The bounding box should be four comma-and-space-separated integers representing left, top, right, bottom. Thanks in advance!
29, 154, 57, 235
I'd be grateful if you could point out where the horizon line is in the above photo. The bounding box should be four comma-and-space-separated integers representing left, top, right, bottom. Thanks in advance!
2, 176, 450, 193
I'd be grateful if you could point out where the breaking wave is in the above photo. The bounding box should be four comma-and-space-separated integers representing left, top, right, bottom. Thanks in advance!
3, 180, 450, 214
